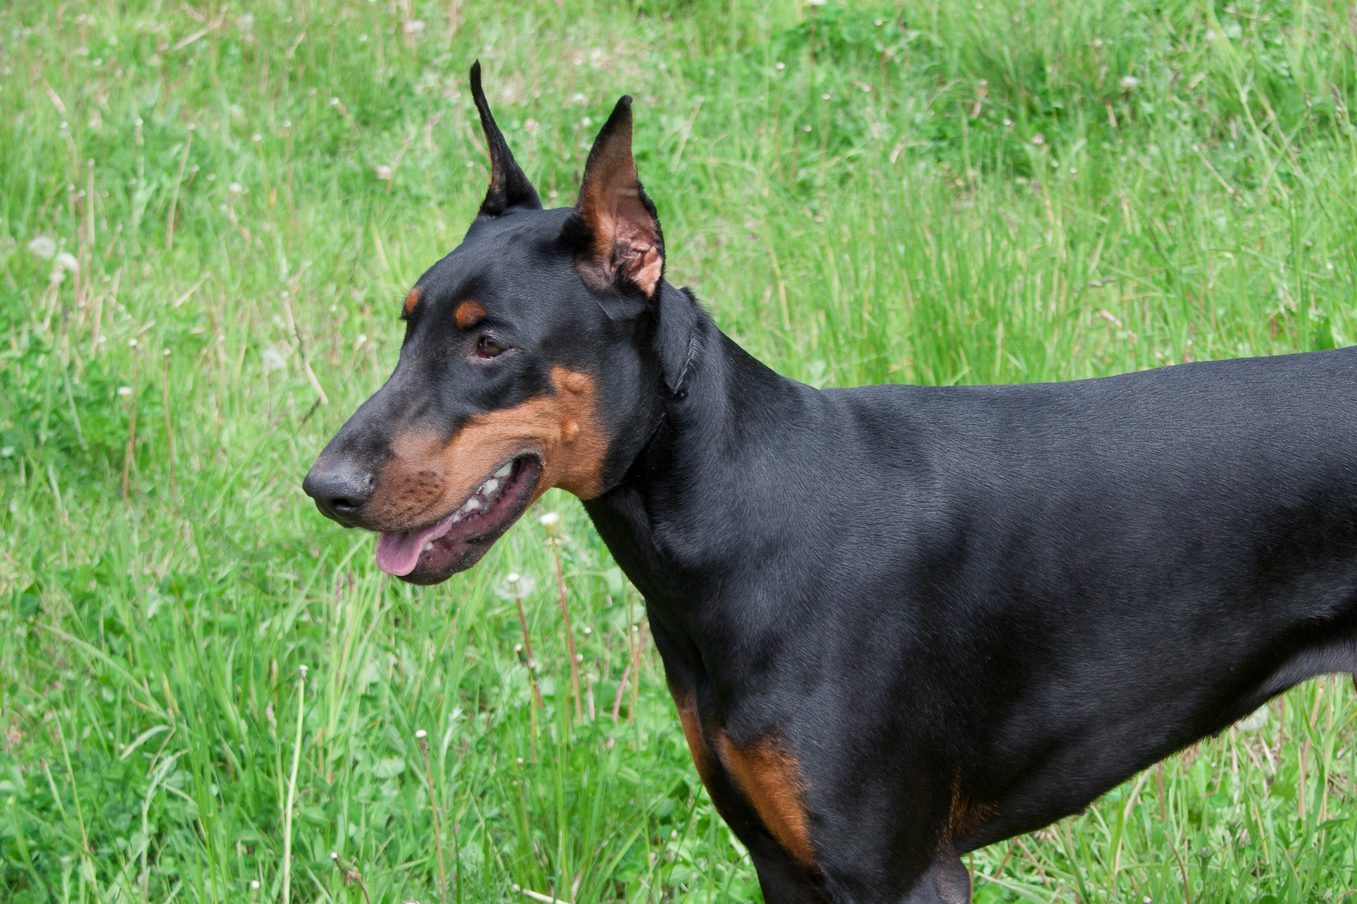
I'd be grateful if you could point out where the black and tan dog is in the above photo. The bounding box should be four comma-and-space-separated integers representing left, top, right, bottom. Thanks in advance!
303, 64, 1357, 902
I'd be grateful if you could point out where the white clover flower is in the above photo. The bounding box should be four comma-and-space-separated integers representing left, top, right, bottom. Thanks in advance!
1119, 75, 1139, 90
27, 236, 56, 259
375, 164, 393, 181
55, 251, 78, 273
116, 386, 133, 397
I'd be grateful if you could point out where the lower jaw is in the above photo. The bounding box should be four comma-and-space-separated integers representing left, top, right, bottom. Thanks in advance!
400, 540, 492, 584
396, 456, 543, 584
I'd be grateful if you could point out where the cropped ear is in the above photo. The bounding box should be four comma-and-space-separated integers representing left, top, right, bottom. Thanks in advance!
469, 60, 541, 217
566, 96, 664, 298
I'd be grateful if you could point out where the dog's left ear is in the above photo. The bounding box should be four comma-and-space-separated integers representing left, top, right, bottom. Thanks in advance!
566, 96, 665, 298
470, 61, 541, 217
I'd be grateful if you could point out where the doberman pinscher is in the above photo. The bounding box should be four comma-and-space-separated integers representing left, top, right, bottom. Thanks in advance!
303, 64, 1357, 902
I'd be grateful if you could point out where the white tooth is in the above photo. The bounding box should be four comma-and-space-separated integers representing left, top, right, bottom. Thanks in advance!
495, 463, 513, 478
482, 478, 499, 495
423, 542, 433, 552
452, 512, 464, 523
464, 498, 481, 512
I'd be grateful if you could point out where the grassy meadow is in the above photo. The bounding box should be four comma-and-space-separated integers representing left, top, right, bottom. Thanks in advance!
4, 0, 1357, 900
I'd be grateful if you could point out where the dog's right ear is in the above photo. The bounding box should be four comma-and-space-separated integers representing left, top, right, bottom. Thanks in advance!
469, 61, 541, 217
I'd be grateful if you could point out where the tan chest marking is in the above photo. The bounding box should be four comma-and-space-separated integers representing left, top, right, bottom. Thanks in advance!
715, 733, 817, 869
671, 692, 717, 789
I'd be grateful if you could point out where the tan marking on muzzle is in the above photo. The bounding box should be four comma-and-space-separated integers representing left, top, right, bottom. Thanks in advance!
715, 733, 817, 869
454, 300, 486, 329
403, 287, 422, 316
363, 366, 607, 530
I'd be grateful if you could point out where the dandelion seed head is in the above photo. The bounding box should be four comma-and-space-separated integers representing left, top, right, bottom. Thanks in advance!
261, 346, 287, 372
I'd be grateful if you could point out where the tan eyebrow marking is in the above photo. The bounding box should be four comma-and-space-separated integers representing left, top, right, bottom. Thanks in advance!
403, 287, 422, 316
455, 300, 487, 330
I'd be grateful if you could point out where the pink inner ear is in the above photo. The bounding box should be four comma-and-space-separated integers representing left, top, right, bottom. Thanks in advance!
614, 222, 662, 296
589, 185, 661, 296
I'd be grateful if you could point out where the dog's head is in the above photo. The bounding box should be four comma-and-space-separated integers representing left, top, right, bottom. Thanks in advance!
303, 63, 667, 584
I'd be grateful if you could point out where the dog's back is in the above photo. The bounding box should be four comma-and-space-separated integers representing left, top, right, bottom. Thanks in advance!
778, 346, 1357, 848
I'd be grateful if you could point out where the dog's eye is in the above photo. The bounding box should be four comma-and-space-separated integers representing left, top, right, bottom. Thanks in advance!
475, 335, 507, 359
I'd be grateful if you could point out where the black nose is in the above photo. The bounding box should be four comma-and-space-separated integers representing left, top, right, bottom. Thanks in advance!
303, 459, 375, 525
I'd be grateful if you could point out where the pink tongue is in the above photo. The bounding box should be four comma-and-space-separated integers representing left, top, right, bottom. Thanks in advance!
375, 520, 449, 576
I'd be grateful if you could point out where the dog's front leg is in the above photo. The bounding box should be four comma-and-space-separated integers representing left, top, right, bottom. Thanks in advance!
749, 846, 833, 903
909, 853, 971, 904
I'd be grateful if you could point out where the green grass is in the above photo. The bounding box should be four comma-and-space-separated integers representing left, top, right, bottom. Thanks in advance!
3, 0, 1356, 900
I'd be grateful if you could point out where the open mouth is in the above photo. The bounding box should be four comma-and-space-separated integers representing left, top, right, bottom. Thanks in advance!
374, 455, 543, 585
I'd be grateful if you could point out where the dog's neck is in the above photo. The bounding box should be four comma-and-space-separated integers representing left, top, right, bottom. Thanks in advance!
584, 282, 805, 630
